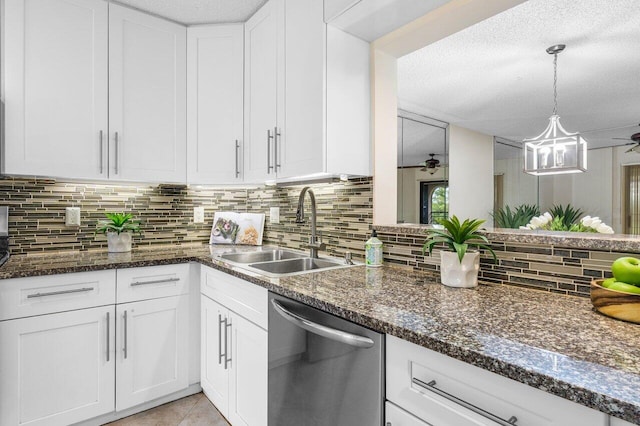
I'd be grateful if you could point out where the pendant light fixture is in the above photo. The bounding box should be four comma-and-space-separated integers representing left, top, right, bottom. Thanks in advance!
523, 44, 587, 175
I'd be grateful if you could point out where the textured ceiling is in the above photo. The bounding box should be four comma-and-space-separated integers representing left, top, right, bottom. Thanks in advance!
112, 0, 267, 24
398, 0, 640, 151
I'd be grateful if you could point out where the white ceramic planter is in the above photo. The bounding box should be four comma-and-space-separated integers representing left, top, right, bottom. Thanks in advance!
106, 232, 132, 253
440, 251, 480, 288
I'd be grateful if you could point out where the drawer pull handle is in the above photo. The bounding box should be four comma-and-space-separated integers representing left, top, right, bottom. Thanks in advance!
123, 310, 128, 359
106, 311, 110, 362
130, 277, 180, 287
27, 287, 94, 298
218, 314, 224, 365
412, 377, 518, 426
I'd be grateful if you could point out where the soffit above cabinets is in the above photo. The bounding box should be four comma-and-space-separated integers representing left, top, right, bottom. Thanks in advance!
111, 0, 267, 25
325, 0, 450, 42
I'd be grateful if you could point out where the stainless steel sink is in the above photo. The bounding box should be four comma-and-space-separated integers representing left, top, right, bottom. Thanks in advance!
248, 257, 344, 275
220, 249, 305, 264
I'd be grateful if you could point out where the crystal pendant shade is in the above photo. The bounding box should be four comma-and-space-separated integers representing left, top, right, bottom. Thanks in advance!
523, 114, 587, 175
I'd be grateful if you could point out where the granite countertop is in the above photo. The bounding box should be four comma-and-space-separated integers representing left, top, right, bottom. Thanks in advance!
1, 244, 639, 424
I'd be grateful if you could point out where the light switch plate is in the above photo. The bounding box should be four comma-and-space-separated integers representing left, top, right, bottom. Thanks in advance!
270, 207, 280, 224
194, 206, 205, 224
65, 207, 81, 226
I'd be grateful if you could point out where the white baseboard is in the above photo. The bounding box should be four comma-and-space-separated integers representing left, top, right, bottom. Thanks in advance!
73, 383, 203, 426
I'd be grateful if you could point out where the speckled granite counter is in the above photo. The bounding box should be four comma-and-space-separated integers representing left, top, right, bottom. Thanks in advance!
1, 245, 639, 424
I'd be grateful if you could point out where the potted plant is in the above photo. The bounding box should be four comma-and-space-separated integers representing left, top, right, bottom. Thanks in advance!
96, 213, 140, 253
422, 216, 497, 288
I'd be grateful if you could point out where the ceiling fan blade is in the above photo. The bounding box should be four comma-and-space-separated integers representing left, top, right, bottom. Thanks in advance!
613, 137, 631, 141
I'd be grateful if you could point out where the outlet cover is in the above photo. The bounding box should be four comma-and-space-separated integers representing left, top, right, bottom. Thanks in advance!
65, 207, 81, 226
270, 207, 280, 224
194, 206, 205, 224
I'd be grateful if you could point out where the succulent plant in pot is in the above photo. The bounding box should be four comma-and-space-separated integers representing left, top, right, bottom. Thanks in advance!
422, 216, 497, 288
96, 213, 141, 253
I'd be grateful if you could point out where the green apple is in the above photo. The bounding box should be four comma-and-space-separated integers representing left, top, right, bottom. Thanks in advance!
608, 281, 640, 295
601, 278, 616, 288
611, 257, 640, 286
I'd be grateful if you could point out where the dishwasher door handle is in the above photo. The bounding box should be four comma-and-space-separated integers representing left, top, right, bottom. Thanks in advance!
271, 299, 374, 349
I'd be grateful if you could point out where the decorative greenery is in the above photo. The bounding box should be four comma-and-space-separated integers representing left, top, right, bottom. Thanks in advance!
492, 204, 540, 229
422, 216, 497, 263
548, 204, 584, 229
521, 212, 614, 234
96, 213, 140, 235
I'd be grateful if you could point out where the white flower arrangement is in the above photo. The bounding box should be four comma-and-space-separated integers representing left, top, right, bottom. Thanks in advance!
519, 213, 614, 234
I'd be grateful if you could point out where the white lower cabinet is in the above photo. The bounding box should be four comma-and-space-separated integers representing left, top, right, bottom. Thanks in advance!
0, 305, 115, 426
386, 335, 607, 426
386, 401, 430, 426
200, 266, 268, 426
116, 294, 190, 411
611, 417, 636, 426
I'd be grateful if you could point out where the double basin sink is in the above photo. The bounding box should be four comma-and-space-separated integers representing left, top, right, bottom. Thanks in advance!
218, 248, 357, 278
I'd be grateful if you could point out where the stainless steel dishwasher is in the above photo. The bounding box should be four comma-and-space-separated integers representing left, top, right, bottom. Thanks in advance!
268, 293, 384, 426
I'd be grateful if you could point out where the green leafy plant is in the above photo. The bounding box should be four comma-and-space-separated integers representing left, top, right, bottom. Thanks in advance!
96, 213, 140, 235
548, 204, 584, 229
492, 204, 540, 229
422, 216, 497, 263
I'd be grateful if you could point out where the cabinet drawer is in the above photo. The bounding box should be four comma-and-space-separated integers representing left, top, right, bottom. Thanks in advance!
0, 270, 116, 321
116, 264, 190, 303
200, 265, 268, 329
386, 335, 607, 426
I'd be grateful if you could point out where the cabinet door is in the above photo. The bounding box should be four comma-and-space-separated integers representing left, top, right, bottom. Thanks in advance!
386, 401, 431, 426
109, 4, 187, 183
187, 25, 244, 184
228, 312, 268, 426
3, 0, 108, 180
278, 0, 325, 179
116, 295, 189, 411
201, 296, 230, 417
0, 306, 115, 426
611, 417, 636, 426
244, 0, 278, 183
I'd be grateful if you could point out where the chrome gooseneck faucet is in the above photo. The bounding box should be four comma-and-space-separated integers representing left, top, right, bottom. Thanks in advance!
296, 187, 325, 258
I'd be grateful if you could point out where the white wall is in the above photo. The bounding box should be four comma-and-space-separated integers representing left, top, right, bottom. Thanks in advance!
449, 125, 494, 224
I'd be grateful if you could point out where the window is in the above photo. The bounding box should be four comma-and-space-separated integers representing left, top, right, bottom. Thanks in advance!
420, 181, 449, 224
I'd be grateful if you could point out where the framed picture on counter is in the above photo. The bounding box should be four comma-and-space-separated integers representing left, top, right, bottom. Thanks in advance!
210, 212, 265, 245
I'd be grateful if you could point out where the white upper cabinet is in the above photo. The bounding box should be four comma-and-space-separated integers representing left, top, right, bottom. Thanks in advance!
2, 1, 187, 183
244, 1, 279, 182
3, 0, 109, 180
109, 4, 187, 183
187, 25, 244, 184
243, 0, 371, 183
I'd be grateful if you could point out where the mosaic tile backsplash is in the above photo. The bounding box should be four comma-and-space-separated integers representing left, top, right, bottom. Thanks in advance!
1, 175, 635, 297
0, 176, 373, 258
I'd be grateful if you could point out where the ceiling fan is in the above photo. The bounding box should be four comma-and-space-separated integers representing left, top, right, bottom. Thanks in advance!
613, 132, 640, 153
419, 154, 441, 174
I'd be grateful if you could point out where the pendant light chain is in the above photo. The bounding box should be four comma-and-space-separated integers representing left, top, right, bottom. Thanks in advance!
553, 52, 558, 116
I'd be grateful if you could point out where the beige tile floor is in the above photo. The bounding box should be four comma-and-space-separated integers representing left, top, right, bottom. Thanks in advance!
104, 393, 230, 426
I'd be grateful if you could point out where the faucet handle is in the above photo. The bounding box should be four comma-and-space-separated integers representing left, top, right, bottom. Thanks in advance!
344, 251, 354, 265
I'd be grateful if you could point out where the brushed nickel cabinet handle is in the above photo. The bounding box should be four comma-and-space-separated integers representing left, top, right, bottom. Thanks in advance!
274, 127, 281, 171
99, 130, 104, 174
27, 287, 94, 298
411, 377, 518, 426
224, 319, 232, 369
130, 277, 180, 287
235, 140, 241, 178
218, 314, 224, 365
114, 132, 120, 175
123, 310, 128, 359
106, 311, 110, 362
267, 129, 274, 174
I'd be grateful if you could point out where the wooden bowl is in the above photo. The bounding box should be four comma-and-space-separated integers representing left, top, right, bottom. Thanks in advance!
591, 279, 640, 324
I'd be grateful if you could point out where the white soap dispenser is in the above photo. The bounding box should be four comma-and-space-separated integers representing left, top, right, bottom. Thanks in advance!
365, 230, 383, 267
